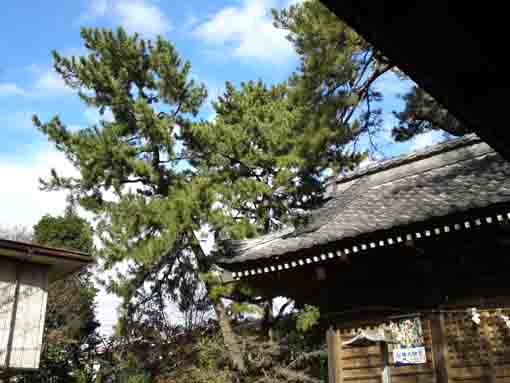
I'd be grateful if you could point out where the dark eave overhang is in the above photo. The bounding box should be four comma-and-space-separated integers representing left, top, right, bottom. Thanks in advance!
0, 238, 93, 281
222, 203, 510, 280
319, 1, 508, 160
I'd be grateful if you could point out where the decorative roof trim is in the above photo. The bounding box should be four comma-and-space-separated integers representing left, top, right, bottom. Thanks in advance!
230, 209, 509, 280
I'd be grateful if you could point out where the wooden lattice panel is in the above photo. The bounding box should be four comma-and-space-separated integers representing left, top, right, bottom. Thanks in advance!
487, 311, 510, 365
444, 311, 487, 366
444, 310, 510, 381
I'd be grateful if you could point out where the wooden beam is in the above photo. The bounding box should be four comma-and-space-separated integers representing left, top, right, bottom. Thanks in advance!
430, 313, 449, 383
327, 328, 343, 383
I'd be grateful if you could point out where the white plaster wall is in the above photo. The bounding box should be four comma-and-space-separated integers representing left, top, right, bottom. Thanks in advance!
0, 259, 49, 370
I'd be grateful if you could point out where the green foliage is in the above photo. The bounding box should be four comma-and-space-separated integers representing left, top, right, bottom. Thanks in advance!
199, 272, 233, 301
196, 334, 227, 370
74, 368, 96, 383
127, 374, 151, 383
34, 28, 207, 264
296, 305, 320, 333
318, 352, 329, 381
169, 368, 233, 383
188, 80, 348, 238
392, 86, 470, 141
33, 207, 94, 253
273, 0, 393, 157
34, 27, 210, 329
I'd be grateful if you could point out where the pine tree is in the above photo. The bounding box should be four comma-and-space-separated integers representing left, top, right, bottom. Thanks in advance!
273, 0, 468, 147
392, 86, 470, 141
33, 27, 248, 371
273, 0, 394, 153
34, 21, 385, 374
186, 80, 364, 239
33, 26, 208, 293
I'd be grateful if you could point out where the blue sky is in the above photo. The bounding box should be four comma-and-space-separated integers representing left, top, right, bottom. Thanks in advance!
0, 0, 445, 333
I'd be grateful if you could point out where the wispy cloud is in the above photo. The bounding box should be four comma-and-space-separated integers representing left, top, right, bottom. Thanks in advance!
1, 66, 74, 98
0, 83, 28, 97
79, 0, 171, 37
192, 0, 296, 64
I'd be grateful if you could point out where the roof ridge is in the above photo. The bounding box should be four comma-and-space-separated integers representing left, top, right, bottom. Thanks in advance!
334, 134, 481, 184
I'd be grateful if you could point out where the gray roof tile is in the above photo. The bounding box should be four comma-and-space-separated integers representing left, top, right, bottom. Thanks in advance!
220, 135, 510, 265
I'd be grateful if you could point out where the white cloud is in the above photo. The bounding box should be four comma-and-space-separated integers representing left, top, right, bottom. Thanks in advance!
94, 288, 122, 336
0, 147, 72, 229
34, 69, 72, 95
192, 0, 296, 64
285, 0, 306, 7
115, 1, 170, 36
86, 0, 109, 18
0, 83, 27, 97
80, 0, 171, 37
409, 130, 445, 151
5, 66, 73, 97
92, 259, 126, 336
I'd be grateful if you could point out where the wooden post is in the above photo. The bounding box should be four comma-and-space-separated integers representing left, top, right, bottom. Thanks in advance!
327, 327, 343, 383
380, 342, 392, 383
481, 312, 497, 383
430, 313, 449, 383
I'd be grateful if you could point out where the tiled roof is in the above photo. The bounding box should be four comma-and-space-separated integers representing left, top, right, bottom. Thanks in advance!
219, 135, 510, 265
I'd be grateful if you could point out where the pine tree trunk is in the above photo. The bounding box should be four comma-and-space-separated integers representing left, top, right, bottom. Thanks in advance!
190, 233, 246, 373
213, 298, 246, 372
262, 299, 274, 341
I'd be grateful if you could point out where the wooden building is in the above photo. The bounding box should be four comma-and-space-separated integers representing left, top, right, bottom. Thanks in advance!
217, 135, 510, 383
0, 238, 92, 371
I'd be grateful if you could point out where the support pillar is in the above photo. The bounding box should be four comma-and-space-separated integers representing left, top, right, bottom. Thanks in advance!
327, 327, 343, 383
481, 312, 497, 383
380, 342, 392, 383
430, 313, 449, 383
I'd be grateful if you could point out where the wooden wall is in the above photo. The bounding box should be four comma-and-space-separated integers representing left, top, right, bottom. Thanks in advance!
337, 321, 435, 383
331, 311, 510, 383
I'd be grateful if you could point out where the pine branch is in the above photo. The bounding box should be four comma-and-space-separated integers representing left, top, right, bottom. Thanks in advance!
343, 63, 394, 125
